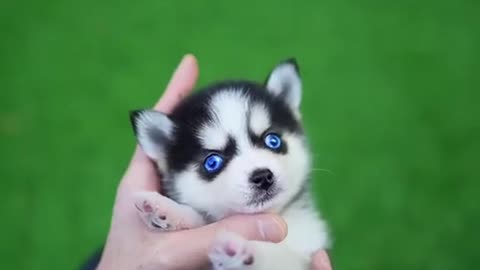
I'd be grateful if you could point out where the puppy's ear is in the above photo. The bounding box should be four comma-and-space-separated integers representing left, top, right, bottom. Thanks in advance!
265, 58, 302, 111
130, 109, 174, 171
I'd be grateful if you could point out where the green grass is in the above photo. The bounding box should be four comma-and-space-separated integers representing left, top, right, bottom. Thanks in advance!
1, 0, 479, 269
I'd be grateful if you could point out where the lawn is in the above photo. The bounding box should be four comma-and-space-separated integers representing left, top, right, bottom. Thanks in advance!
1, 0, 479, 269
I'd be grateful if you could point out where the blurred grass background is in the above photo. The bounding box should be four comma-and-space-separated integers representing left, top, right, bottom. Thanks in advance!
1, 0, 479, 269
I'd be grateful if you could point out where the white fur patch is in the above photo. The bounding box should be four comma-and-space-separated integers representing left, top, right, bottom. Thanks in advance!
275, 132, 311, 208
249, 103, 271, 136
198, 123, 229, 150
174, 165, 235, 218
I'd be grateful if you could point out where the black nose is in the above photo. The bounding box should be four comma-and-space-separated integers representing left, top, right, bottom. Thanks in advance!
249, 168, 274, 190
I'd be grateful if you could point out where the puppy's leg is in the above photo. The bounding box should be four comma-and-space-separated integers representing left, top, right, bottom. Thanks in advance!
208, 232, 309, 270
133, 191, 205, 231
208, 231, 255, 270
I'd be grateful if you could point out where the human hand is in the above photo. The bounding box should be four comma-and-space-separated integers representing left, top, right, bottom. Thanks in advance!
96, 54, 332, 270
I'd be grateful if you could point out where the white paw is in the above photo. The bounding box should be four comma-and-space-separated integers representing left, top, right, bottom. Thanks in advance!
209, 232, 255, 270
133, 191, 190, 231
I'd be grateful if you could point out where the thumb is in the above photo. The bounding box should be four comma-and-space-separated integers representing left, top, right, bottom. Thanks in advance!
181, 214, 287, 254
200, 214, 288, 243
161, 214, 288, 269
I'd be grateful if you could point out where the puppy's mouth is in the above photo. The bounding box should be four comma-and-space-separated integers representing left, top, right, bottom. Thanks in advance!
247, 186, 281, 207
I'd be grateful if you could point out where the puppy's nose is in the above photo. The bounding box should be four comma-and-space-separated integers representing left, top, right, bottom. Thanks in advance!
249, 168, 274, 190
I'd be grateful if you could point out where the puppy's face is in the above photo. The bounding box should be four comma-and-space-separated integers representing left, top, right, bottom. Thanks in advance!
131, 59, 311, 220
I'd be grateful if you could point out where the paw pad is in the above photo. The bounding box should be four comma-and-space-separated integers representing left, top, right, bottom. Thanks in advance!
209, 232, 254, 269
142, 201, 153, 213
224, 244, 236, 257
134, 199, 173, 231
243, 256, 254, 265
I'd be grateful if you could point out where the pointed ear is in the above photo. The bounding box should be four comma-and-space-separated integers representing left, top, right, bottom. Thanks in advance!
130, 109, 174, 166
265, 58, 302, 110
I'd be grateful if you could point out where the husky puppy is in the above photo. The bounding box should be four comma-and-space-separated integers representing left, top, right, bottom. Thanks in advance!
130, 59, 330, 269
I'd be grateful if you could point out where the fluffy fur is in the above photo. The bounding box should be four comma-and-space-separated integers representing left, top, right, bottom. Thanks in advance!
131, 58, 330, 269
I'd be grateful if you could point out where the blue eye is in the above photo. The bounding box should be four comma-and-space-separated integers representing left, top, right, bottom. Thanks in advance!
203, 154, 224, 173
264, 133, 282, 150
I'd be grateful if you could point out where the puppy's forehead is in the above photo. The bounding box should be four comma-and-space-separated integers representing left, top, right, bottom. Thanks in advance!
198, 89, 251, 149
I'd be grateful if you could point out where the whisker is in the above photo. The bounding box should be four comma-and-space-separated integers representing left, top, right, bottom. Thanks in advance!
311, 168, 335, 176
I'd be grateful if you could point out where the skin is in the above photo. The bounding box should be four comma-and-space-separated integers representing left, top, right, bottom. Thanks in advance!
96, 54, 332, 270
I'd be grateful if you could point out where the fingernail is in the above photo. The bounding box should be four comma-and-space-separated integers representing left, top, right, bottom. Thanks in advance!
257, 216, 288, 242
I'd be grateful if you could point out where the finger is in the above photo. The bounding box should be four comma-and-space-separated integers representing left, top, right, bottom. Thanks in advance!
120, 146, 160, 192
154, 54, 199, 113
311, 250, 332, 270
179, 214, 287, 252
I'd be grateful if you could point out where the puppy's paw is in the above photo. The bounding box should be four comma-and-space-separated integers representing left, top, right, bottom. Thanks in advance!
133, 191, 191, 231
209, 231, 255, 270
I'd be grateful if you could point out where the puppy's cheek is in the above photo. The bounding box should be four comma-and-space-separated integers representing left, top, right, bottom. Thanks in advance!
222, 166, 248, 196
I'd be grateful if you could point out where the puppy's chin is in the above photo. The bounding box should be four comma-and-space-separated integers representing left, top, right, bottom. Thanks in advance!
233, 189, 285, 215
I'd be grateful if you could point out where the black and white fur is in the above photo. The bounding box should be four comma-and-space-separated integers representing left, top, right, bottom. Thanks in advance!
130, 59, 330, 269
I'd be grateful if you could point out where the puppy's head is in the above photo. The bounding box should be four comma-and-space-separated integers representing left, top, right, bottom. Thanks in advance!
131, 59, 311, 220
